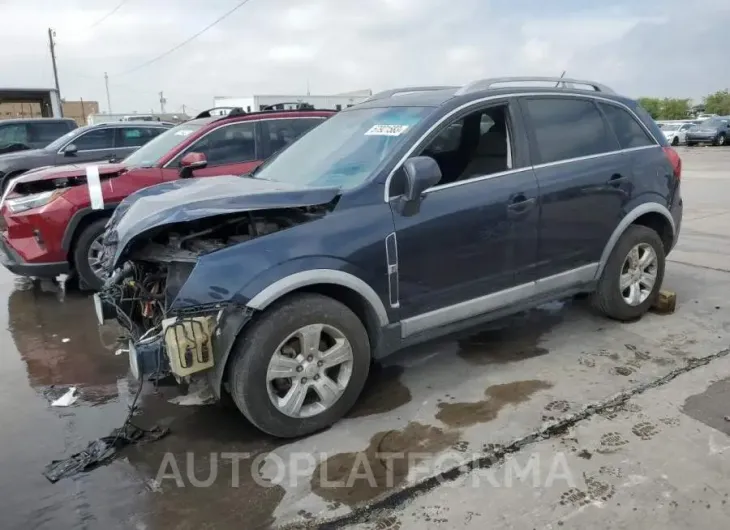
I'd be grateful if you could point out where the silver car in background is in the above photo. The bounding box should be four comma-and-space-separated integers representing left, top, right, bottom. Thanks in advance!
657, 121, 694, 146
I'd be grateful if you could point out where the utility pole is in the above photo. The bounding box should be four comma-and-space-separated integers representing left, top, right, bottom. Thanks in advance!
159, 91, 167, 114
104, 72, 112, 115
181, 104, 186, 116
48, 28, 63, 116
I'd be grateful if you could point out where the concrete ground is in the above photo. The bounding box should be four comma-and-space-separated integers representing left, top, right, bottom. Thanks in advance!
0, 147, 728, 530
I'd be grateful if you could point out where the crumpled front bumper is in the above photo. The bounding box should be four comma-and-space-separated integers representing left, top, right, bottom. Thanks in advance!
94, 293, 254, 397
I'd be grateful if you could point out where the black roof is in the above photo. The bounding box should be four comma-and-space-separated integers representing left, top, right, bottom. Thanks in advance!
347, 77, 633, 111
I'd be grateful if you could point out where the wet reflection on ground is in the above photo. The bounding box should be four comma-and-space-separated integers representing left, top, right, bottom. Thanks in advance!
0, 271, 570, 529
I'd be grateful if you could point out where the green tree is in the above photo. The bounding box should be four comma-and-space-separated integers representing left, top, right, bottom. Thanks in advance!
638, 97, 662, 119
660, 98, 691, 120
704, 90, 730, 116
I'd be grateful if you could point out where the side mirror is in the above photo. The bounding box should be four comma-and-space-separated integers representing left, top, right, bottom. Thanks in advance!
64, 143, 78, 156
396, 156, 441, 215
179, 152, 207, 179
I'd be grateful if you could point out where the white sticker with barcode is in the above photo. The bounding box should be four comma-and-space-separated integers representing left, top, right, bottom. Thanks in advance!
365, 124, 410, 136
86, 165, 104, 210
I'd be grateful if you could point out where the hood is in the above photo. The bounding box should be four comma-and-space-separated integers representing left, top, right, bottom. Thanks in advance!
13, 162, 127, 183
0, 148, 47, 167
105, 175, 340, 267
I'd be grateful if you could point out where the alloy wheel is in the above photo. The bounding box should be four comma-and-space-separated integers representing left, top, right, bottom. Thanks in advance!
620, 243, 658, 306
266, 323, 354, 418
87, 234, 109, 281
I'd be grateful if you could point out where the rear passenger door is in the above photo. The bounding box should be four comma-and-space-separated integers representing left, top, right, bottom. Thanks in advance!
259, 118, 327, 159
520, 96, 631, 280
113, 126, 166, 161
164, 121, 260, 179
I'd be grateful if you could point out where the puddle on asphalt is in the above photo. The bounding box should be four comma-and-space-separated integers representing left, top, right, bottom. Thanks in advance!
436, 380, 554, 428
7, 281, 127, 404
455, 302, 568, 365
346, 364, 412, 419
682, 376, 730, 436
310, 422, 460, 506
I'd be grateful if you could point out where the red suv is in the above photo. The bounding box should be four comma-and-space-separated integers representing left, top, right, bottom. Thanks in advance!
0, 107, 334, 289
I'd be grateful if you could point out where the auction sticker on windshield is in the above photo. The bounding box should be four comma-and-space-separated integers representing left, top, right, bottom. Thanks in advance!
365, 124, 410, 136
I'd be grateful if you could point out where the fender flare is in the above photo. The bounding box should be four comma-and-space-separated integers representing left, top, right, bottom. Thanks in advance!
61, 204, 119, 252
595, 202, 675, 279
246, 268, 390, 327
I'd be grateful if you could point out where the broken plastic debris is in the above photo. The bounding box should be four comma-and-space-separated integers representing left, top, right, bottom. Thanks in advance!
43, 423, 169, 483
168, 379, 215, 406
51, 387, 78, 407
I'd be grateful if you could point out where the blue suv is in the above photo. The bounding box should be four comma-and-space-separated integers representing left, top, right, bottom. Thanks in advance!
96, 77, 683, 438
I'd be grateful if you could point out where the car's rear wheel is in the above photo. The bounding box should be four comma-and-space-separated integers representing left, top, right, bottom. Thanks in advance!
592, 225, 665, 321
228, 293, 371, 438
72, 217, 110, 291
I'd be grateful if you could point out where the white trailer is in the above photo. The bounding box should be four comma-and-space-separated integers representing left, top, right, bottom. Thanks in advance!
213, 90, 372, 113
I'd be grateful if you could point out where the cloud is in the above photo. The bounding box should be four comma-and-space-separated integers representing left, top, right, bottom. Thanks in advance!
0, 0, 727, 114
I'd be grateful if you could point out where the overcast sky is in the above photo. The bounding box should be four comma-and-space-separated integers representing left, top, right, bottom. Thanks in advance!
2, 0, 728, 115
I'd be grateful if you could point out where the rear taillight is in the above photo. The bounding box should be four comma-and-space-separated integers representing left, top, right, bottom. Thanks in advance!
663, 146, 682, 180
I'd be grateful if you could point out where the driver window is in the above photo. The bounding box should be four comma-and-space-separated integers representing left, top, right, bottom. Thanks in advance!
389, 104, 513, 197
178, 122, 256, 166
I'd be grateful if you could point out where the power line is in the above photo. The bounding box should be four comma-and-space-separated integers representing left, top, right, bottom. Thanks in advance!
89, 0, 129, 29
114, 0, 254, 77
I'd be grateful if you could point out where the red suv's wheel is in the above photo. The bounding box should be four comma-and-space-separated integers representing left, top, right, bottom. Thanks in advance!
72, 218, 110, 291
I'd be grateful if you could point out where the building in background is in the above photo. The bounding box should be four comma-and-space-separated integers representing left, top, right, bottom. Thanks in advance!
212, 89, 372, 113
0, 99, 99, 125
86, 111, 190, 125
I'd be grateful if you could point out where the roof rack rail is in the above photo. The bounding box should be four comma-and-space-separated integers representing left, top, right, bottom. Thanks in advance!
366, 86, 459, 102
454, 77, 615, 96
194, 106, 245, 119
260, 102, 317, 111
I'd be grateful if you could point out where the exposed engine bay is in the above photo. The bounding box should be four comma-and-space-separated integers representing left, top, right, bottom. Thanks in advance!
100, 207, 324, 340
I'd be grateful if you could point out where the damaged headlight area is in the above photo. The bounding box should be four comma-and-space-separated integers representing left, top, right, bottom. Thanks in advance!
98, 208, 321, 384
6, 189, 62, 213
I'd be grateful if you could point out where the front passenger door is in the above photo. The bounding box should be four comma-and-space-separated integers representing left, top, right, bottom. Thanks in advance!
165, 121, 260, 179
389, 100, 540, 332
58, 127, 116, 164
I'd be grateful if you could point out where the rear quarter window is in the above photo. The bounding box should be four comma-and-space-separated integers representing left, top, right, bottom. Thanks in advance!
598, 103, 655, 149
524, 97, 619, 165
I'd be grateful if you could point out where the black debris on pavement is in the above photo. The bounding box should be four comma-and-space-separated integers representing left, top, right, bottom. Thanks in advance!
43, 422, 169, 483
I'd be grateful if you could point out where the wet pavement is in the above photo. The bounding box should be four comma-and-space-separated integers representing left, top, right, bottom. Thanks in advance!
1, 148, 730, 529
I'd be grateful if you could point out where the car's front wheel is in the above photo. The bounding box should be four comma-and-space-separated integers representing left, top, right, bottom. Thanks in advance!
592, 225, 665, 321
228, 293, 371, 438
72, 217, 110, 291
672, 136, 679, 146
719, 133, 727, 146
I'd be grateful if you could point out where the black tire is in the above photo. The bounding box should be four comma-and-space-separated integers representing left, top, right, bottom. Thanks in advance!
228, 293, 371, 438
592, 225, 665, 322
672, 136, 679, 146
687, 141, 696, 147
72, 217, 110, 291
719, 133, 727, 146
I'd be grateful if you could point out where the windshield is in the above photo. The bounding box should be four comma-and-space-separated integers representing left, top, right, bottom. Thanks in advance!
122, 122, 204, 167
252, 106, 434, 189
44, 126, 89, 151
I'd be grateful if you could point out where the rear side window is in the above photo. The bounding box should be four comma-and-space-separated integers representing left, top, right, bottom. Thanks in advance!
598, 103, 655, 149
524, 98, 618, 164
28, 121, 73, 143
117, 127, 165, 147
